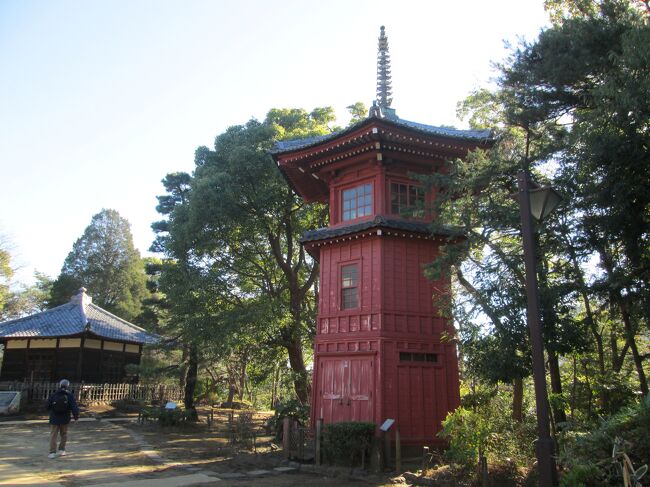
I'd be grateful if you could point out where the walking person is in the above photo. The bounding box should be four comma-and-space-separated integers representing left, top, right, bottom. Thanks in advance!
46, 379, 79, 458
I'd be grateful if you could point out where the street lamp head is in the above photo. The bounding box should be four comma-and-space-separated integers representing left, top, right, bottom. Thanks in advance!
528, 186, 562, 222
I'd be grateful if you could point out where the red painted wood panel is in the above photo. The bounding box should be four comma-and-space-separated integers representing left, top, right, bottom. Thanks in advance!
317, 355, 374, 424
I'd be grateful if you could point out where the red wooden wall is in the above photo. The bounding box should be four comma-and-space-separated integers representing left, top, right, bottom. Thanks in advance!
311, 233, 460, 445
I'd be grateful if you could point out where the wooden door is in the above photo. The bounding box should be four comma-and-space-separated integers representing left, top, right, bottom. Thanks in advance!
318, 355, 374, 424
319, 357, 347, 423
27, 351, 54, 381
348, 357, 373, 421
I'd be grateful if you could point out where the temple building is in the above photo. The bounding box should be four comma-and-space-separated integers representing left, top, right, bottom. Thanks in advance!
0, 288, 159, 383
272, 27, 494, 445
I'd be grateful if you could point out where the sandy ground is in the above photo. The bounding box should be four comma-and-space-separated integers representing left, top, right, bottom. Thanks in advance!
0, 421, 169, 486
0, 419, 404, 486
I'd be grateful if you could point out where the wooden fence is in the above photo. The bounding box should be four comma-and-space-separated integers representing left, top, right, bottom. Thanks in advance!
0, 381, 183, 405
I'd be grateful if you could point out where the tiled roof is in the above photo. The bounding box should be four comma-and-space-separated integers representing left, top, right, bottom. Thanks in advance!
0, 292, 160, 345
301, 215, 463, 243
271, 114, 493, 155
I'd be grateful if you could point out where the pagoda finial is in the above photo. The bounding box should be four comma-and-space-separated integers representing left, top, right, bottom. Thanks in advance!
376, 25, 393, 108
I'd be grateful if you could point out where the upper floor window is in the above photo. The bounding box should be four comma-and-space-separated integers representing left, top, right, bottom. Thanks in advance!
341, 264, 359, 309
390, 182, 425, 217
342, 183, 373, 221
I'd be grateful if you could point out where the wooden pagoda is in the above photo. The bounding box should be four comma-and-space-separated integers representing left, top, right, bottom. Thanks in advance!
272, 27, 494, 446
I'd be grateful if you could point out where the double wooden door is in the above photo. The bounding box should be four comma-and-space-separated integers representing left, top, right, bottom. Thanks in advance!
317, 355, 374, 424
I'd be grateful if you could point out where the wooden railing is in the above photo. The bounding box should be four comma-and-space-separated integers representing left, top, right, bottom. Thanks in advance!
0, 381, 183, 405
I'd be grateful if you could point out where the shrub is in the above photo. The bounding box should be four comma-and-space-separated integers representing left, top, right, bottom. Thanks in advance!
141, 406, 196, 426
322, 421, 375, 467
439, 390, 536, 470
558, 394, 650, 486
267, 398, 310, 440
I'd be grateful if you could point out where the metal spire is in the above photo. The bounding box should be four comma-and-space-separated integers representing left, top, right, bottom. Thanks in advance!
376, 25, 393, 108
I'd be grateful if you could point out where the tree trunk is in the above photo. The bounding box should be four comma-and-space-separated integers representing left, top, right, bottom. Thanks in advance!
599, 247, 649, 395
238, 359, 247, 401
179, 346, 189, 390
512, 377, 523, 422
183, 345, 198, 419
615, 295, 649, 396
287, 334, 309, 403
547, 351, 567, 424
569, 250, 609, 410
226, 384, 237, 404
271, 364, 280, 410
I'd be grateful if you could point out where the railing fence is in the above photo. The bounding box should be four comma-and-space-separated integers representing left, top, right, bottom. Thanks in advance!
0, 381, 183, 405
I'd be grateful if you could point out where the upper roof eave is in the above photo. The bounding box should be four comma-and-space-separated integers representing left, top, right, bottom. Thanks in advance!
270, 115, 495, 157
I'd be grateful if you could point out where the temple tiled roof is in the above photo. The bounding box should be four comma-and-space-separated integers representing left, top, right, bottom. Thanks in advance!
301, 215, 463, 243
0, 290, 160, 345
271, 114, 493, 155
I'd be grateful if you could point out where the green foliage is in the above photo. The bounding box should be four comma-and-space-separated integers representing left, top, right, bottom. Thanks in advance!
50, 209, 149, 322
559, 463, 601, 487
346, 102, 367, 124
439, 389, 536, 470
322, 422, 375, 467
0, 242, 12, 315
268, 398, 310, 439
559, 394, 650, 485
151, 107, 332, 403
0, 237, 52, 320
440, 407, 491, 469
142, 406, 196, 426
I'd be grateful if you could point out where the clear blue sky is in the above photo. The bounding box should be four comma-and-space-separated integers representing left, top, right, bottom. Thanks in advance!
0, 1, 549, 284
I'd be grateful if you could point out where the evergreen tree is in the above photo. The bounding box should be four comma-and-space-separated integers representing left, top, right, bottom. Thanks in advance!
152, 108, 331, 404
500, 0, 650, 396
50, 209, 149, 322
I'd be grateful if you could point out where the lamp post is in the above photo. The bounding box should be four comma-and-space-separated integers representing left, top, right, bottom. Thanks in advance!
517, 169, 561, 487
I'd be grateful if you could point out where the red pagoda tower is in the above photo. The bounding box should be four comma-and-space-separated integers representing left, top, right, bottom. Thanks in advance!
272, 27, 493, 446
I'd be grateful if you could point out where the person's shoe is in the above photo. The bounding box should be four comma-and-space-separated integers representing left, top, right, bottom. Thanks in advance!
57, 450, 66, 456
48, 453, 57, 459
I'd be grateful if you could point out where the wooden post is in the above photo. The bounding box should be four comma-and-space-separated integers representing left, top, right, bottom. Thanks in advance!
76, 336, 85, 382
480, 456, 488, 487
315, 418, 322, 466
422, 446, 430, 473
283, 417, 291, 459
395, 427, 401, 473
298, 424, 304, 460
384, 431, 391, 469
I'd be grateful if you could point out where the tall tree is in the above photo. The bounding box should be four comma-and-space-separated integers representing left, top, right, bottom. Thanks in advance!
0, 237, 52, 321
500, 0, 650, 396
153, 108, 331, 403
50, 209, 149, 322
0, 239, 13, 317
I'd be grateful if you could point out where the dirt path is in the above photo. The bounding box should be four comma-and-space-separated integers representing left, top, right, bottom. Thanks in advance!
0, 421, 173, 486
0, 419, 402, 486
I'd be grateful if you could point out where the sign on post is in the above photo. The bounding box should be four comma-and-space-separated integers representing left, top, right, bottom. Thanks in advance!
380, 418, 395, 432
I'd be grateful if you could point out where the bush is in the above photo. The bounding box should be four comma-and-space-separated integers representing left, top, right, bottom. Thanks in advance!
439, 390, 536, 470
322, 421, 375, 467
220, 400, 252, 410
267, 398, 310, 439
141, 406, 196, 426
558, 394, 650, 486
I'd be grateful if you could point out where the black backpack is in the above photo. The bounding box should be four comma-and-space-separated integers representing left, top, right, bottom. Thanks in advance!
52, 392, 70, 413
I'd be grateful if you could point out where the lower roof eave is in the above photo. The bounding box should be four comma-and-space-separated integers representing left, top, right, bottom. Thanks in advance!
301, 216, 465, 259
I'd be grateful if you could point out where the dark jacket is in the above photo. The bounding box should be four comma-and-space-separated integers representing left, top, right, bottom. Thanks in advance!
47, 389, 79, 425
